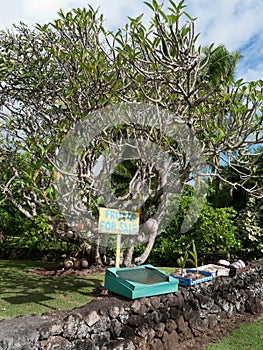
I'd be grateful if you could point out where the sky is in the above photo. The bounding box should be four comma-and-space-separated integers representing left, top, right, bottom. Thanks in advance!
0, 0, 263, 82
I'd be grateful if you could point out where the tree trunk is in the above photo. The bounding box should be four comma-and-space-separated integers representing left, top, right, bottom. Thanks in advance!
214, 155, 220, 208
123, 237, 136, 267
89, 236, 103, 266
133, 230, 158, 265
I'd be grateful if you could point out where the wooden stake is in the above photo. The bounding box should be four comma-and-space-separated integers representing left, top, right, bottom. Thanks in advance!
115, 233, 121, 268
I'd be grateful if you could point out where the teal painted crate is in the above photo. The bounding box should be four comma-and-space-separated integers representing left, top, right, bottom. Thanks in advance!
104, 264, 179, 299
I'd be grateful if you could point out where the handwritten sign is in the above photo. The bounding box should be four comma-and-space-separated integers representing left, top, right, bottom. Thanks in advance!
99, 208, 139, 235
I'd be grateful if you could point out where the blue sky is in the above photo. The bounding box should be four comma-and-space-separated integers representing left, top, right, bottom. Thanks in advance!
1, 0, 263, 81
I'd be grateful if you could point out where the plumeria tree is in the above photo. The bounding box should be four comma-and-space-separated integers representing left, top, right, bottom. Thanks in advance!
0, 0, 262, 265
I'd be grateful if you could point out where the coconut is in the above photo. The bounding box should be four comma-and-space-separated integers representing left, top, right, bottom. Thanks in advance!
237, 259, 246, 268
63, 258, 73, 269
143, 218, 158, 234
230, 261, 241, 269
73, 259, 81, 270
80, 258, 89, 269
217, 259, 230, 266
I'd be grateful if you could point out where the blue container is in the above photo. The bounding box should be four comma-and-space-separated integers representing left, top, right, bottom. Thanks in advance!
104, 264, 179, 299
171, 269, 213, 286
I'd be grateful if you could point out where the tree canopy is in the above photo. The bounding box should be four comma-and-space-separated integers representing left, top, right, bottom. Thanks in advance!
0, 0, 263, 265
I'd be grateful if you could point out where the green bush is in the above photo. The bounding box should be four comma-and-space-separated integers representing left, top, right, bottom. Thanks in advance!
148, 197, 239, 266
235, 197, 263, 258
189, 204, 239, 255
0, 206, 79, 260
0, 206, 30, 238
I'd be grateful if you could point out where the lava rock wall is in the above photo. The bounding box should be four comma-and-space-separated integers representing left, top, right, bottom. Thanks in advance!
0, 260, 262, 350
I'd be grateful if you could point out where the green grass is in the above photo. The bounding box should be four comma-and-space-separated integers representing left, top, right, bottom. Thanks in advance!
0, 264, 177, 320
159, 266, 177, 275
204, 317, 263, 350
0, 260, 104, 320
0, 261, 262, 350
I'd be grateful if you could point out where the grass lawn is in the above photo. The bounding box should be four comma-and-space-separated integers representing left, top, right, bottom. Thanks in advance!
0, 263, 175, 320
204, 316, 263, 350
0, 261, 262, 350
0, 260, 104, 320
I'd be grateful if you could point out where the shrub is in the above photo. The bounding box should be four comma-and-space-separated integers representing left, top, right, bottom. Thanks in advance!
148, 197, 239, 266
189, 204, 239, 255
235, 197, 263, 258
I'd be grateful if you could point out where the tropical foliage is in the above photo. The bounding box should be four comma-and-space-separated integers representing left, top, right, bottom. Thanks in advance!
0, 0, 262, 265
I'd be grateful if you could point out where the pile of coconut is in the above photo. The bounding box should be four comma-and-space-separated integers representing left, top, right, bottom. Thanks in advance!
217, 259, 250, 276
217, 259, 246, 269
63, 257, 89, 270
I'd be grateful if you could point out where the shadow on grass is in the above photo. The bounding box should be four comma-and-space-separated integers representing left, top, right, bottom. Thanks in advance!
0, 260, 104, 318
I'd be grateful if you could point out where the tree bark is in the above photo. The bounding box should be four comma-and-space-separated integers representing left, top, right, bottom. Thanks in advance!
133, 230, 158, 265
123, 237, 136, 267
89, 236, 103, 266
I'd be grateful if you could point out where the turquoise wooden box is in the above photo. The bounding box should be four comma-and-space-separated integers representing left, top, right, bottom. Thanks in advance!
104, 264, 179, 299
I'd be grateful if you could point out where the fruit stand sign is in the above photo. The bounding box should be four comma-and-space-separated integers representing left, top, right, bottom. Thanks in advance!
99, 208, 140, 267
99, 207, 139, 234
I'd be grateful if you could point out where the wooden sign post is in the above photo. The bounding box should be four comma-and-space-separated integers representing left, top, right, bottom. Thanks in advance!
98, 208, 140, 268
115, 233, 121, 268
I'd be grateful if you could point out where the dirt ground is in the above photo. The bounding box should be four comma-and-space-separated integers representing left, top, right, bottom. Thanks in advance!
29, 264, 107, 277
29, 265, 263, 350
178, 312, 262, 350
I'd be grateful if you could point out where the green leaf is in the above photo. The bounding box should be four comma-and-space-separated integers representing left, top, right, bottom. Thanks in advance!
143, 1, 155, 12
152, 0, 160, 11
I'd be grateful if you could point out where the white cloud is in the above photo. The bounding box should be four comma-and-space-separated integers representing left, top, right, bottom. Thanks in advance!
22, 0, 65, 24
240, 64, 263, 81
21, 0, 151, 30
185, 0, 263, 49
66, 0, 152, 30
184, 0, 263, 81
0, 0, 151, 32
0, 1, 23, 28
1, 0, 263, 81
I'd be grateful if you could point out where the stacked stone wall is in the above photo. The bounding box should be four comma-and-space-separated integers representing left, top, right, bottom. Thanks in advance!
0, 260, 262, 350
